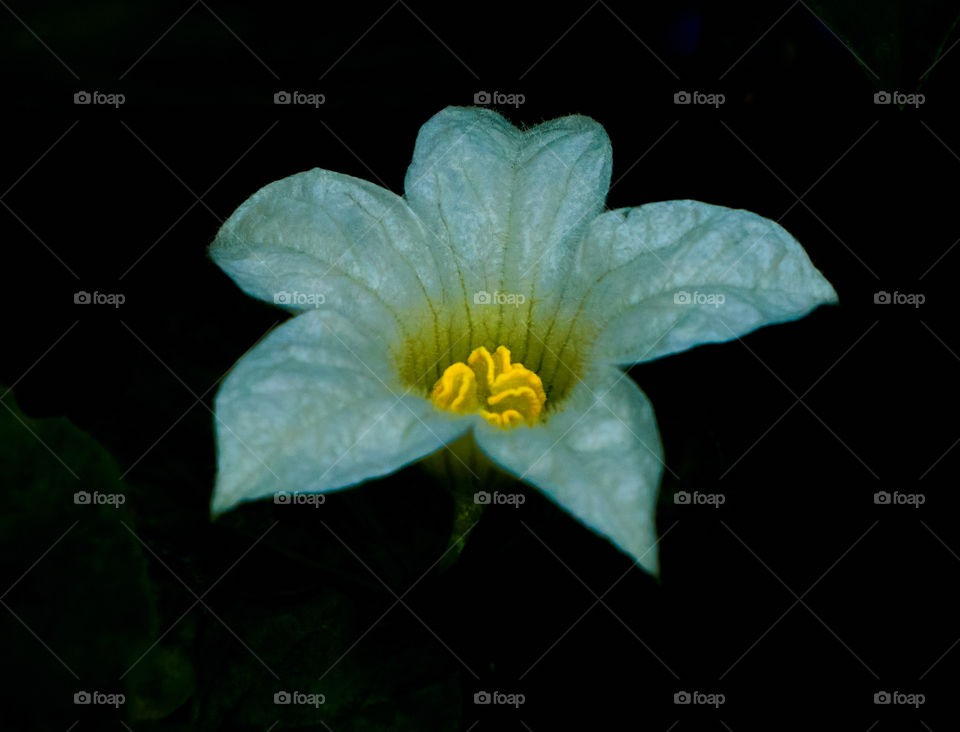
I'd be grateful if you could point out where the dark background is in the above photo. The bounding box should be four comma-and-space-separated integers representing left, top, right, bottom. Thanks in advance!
1, 1, 958, 730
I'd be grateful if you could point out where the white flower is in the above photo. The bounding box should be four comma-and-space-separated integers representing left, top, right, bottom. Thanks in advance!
209, 106, 837, 575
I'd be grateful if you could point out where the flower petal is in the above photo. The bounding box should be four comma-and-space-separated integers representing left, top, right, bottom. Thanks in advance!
565, 201, 838, 365
404, 106, 612, 350
209, 168, 450, 348
211, 309, 468, 515
474, 366, 664, 575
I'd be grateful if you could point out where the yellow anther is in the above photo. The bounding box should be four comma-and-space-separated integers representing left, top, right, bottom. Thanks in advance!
430, 362, 479, 414
430, 346, 546, 429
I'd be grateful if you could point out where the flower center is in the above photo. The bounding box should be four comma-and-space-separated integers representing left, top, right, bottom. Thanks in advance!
429, 345, 546, 429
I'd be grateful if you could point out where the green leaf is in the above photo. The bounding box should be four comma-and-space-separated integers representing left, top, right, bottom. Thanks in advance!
807, 0, 960, 88
0, 390, 180, 728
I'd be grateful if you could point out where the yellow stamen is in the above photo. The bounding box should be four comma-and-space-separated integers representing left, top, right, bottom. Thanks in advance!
430, 346, 547, 429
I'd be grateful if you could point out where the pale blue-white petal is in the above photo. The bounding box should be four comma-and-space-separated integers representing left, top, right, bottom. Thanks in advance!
474, 366, 664, 575
211, 309, 468, 515
563, 200, 838, 365
209, 168, 450, 350
403, 106, 612, 360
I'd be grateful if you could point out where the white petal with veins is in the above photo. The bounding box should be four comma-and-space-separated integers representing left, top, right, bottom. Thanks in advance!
566, 200, 838, 364
404, 106, 612, 352
209, 168, 448, 344
474, 365, 664, 575
211, 309, 468, 515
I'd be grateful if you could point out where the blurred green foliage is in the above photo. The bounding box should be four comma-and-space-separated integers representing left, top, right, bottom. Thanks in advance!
808, 0, 960, 88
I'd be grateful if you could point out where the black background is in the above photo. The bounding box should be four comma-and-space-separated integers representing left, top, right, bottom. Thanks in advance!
1, 1, 958, 730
